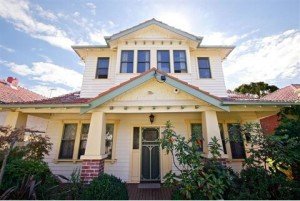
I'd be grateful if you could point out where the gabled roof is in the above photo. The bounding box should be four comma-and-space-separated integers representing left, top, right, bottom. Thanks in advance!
261, 84, 300, 102
104, 18, 203, 45
0, 79, 45, 103
80, 68, 229, 113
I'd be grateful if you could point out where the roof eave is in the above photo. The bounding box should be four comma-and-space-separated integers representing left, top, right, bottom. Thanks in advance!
222, 101, 300, 106
0, 103, 90, 108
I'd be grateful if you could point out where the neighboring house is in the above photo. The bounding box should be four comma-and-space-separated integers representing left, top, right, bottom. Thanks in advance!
0, 19, 299, 183
0, 77, 47, 131
260, 84, 300, 134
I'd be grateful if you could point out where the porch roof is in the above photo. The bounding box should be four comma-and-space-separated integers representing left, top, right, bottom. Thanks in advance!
0, 70, 299, 111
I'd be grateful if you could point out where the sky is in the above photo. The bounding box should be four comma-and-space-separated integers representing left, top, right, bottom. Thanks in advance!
0, 0, 299, 97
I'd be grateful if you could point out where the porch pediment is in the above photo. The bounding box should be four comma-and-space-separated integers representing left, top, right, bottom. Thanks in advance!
80, 69, 229, 113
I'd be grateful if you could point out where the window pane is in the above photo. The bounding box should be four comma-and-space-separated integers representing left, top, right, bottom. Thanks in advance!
191, 123, 203, 152
105, 124, 114, 159
137, 63, 150, 73
133, 127, 140, 149
228, 124, 246, 159
219, 123, 227, 154
198, 58, 210, 69
138, 50, 150, 62
158, 62, 170, 73
121, 63, 133, 73
157, 50, 169, 62
78, 124, 90, 159
174, 62, 187, 73
62, 124, 77, 140
59, 140, 75, 159
173, 50, 186, 62
121, 50, 134, 62
97, 58, 109, 69
199, 69, 211, 78
59, 124, 77, 159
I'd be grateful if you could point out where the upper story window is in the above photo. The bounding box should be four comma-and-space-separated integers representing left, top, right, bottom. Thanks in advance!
96, 58, 109, 79
157, 50, 170, 73
198, 57, 212, 78
173, 50, 187, 73
137, 50, 150, 73
120, 50, 134, 73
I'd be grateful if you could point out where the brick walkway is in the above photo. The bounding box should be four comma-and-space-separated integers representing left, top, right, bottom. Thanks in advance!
126, 184, 172, 200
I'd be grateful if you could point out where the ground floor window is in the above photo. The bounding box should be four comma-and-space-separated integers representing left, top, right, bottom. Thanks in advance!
227, 123, 246, 159
78, 123, 90, 159
218, 123, 227, 154
105, 123, 115, 159
59, 124, 77, 159
190, 123, 203, 152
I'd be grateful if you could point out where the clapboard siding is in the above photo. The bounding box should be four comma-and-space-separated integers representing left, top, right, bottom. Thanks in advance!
80, 44, 228, 98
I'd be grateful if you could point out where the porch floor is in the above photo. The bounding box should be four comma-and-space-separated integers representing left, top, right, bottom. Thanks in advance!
126, 184, 172, 200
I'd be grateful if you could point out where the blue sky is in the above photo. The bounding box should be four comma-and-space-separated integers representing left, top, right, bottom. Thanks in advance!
0, 0, 299, 97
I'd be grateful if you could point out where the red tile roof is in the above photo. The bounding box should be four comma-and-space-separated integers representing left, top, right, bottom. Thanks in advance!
0, 79, 45, 103
261, 84, 300, 102
12, 91, 91, 105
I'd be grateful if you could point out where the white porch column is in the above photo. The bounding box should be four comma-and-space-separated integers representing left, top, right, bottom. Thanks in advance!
4, 111, 28, 128
81, 111, 107, 159
202, 110, 223, 157
80, 111, 107, 183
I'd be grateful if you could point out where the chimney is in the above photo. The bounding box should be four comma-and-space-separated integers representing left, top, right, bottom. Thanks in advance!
7, 77, 19, 89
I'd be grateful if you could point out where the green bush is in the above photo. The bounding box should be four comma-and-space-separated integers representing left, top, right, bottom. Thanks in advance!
81, 173, 128, 200
227, 167, 299, 200
1, 159, 51, 189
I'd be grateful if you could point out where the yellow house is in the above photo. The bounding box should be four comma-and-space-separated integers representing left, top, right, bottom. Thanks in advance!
0, 19, 298, 183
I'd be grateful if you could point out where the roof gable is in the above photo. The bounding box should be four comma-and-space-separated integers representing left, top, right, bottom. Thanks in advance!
80, 68, 229, 113
105, 18, 203, 45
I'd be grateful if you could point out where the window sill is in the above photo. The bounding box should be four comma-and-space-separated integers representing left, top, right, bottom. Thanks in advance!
53, 159, 83, 164
105, 159, 117, 164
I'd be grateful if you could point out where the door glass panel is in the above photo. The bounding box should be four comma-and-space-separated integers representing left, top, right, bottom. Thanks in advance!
141, 127, 160, 182
133, 127, 140, 149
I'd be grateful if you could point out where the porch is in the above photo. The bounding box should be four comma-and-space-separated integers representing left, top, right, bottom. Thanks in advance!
126, 183, 172, 200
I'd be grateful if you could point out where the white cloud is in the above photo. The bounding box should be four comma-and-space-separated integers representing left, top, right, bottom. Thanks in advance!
89, 29, 109, 44
223, 29, 300, 89
157, 12, 192, 32
5, 61, 83, 90
202, 29, 259, 45
0, 0, 75, 51
38, 54, 53, 63
0, 44, 15, 52
34, 5, 57, 21
86, 2, 96, 15
30, 85, 70, 98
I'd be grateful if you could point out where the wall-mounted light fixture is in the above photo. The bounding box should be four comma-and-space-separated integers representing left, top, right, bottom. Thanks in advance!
149, 113, 155, 124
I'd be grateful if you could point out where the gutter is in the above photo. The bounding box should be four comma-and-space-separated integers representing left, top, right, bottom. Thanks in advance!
222, 101, 299, 106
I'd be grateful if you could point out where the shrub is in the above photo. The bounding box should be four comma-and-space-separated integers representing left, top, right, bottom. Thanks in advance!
81, 173, 128, 200
160, 121, 235, 199
1, 159, 54, 190
227, 167, 299, 200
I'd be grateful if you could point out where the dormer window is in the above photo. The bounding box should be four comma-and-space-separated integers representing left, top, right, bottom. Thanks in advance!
96, 57, 109, 79
137, 50, 150, 73
173, 50, 187, 73
120, 50, 134, 73
157, 50, 170, 73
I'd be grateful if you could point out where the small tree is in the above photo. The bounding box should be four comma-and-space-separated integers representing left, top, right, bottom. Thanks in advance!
234, 82, 278, 98
0, 126, 52, 185
160, 121, 233, 199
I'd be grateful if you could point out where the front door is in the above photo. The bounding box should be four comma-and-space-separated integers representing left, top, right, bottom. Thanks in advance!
141, 127, 160, 182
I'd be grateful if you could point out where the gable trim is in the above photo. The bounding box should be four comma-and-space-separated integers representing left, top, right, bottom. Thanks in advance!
105, 19, 203, 44
80, 69, 229, 114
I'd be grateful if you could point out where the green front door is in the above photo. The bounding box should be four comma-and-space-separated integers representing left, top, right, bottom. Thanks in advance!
141, 127, 160, 182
